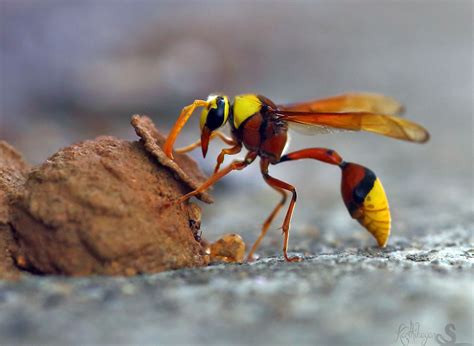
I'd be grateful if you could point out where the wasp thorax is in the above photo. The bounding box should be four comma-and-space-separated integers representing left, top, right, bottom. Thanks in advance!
200, 95, 230, 131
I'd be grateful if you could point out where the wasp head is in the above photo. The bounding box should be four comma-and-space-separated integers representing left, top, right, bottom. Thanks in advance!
200, 94, 230, 157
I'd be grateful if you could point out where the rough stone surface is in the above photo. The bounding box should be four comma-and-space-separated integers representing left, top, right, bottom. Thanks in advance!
8, 130, 210, 276
0, 141, 30, 280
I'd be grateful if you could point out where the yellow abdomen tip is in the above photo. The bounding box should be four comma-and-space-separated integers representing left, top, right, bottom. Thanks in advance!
357, 178, 391, 247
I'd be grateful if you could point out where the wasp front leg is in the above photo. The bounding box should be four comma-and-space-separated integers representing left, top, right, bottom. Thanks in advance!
278, 148, 391, 247
174, 131, 240, 173
164, 99, 209, 159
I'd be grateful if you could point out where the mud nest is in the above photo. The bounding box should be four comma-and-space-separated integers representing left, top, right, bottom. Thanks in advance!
0, 115, 217, 278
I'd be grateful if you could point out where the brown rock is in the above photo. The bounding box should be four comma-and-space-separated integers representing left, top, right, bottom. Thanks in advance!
10, 117, 211, 276
131, 114, 212, 203
0, 141, 30, 280
210, 234, 246, 264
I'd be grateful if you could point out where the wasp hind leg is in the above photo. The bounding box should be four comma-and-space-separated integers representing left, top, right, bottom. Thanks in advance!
260, 159, 301, 262
246, 182, 287, 262
278, 148, 391, 248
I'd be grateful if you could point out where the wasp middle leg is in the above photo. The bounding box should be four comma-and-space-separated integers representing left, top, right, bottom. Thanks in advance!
177, 151, 257, 204
213, 144, 242, 173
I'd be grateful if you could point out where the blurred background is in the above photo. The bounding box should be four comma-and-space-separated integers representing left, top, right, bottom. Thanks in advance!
1, 0, 472, 243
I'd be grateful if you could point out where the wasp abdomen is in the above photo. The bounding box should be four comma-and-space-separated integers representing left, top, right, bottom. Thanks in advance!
340, 163, 391, 247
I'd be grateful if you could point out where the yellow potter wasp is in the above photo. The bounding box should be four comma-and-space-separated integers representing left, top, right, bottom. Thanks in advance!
163, 93, 429, 261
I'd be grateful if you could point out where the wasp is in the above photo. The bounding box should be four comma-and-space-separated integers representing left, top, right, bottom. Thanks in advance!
163, 93, 429, 262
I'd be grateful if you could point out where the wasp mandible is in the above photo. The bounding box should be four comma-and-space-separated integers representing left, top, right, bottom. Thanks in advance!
163, 93, 429, 262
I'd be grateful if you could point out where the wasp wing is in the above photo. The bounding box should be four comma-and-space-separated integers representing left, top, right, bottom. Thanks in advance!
276, 110, 429, 143
287, 121, 349, 135
279, 93, 405, 116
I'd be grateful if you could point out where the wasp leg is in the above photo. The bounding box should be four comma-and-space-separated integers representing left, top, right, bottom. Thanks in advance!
278, 148, 391, 248
164, 99, 209, 159
177, 151, 257, 204
175, 131, 236, 154
213, 131, 236, 145
260, 159, 301, 262
246, 169, 287, 262
214, 144, 242, 173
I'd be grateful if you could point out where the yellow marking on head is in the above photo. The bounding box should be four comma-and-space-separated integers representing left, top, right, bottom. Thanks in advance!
357, 178, 391, 247
200, 94, 230, 130
232, 94, 262, 129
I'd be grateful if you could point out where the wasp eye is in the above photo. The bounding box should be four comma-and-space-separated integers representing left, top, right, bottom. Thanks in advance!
206, 97, 226, 130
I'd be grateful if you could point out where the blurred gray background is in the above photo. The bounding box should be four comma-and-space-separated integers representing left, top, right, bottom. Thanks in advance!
0, 1, 472, 345
1, 0, 471, 237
